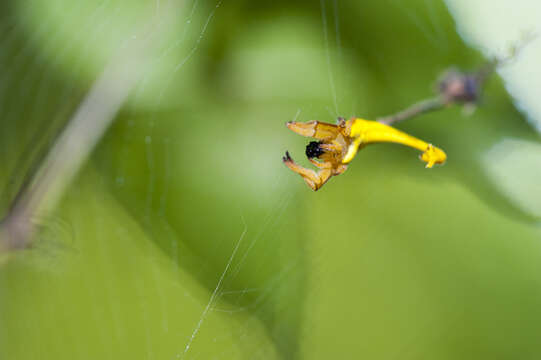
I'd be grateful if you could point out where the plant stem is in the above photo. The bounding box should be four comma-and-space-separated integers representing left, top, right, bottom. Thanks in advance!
377, 97, 447, 126
0, 2, 181, 252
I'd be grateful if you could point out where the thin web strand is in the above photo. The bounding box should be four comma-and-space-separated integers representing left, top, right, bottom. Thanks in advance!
178, 216, 247, 359
320, 0, 339, 117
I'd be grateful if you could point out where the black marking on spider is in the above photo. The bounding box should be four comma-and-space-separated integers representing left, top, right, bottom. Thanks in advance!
305, 141, 325, 159
282, 151, 293, 162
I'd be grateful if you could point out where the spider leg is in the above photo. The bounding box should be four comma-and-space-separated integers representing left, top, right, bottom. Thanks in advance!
308, 158, 332, 169
336, 117, 347, 127
286, 120, 340, 140
282, 152, 333, 191
319, 142, 342, 152
333, 164, 348, 175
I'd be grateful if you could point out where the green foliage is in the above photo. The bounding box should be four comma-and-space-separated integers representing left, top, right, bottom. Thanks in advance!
1, 0, 541, 359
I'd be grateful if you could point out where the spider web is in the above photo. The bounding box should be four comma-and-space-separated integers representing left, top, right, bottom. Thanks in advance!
0, 0, 301, 359
3, 1, 541, 360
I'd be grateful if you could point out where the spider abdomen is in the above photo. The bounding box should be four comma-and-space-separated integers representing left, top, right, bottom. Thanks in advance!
305, 141, 325, 158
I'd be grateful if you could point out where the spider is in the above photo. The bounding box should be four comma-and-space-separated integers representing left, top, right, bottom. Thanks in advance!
282, 117, 446, 191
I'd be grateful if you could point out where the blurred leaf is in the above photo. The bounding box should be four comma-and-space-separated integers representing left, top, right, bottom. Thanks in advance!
3, 0, 541, 359
483, 138, 541, 218
0, 169, 278, 359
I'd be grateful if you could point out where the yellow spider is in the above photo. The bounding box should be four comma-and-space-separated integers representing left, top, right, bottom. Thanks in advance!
282, 117, 446, 191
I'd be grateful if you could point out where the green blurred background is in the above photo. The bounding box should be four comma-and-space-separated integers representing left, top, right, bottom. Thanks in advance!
2, 0, 541, 359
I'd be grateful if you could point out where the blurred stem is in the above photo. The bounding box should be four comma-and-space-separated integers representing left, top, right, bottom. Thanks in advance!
1, 55, 140, 251
377, 97, 447, 125
377, 32, 537, 127
0, 2, 181, 252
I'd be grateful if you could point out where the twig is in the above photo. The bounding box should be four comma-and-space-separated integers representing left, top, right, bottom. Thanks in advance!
377, 97, 447, 125
377, 31, 537, 127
